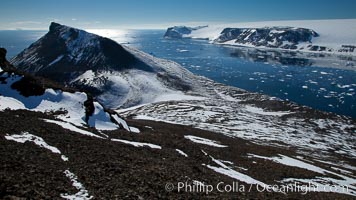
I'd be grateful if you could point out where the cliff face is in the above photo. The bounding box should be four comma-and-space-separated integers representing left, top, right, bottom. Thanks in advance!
214, 27, 319, 50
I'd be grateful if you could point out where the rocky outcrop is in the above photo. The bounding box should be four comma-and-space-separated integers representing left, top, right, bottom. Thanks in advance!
214, 27, 319, 50
0, 48, 15, 71
164, 25, 208, 39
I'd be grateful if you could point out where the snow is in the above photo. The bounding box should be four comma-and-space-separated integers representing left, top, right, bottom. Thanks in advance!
4, 131, 71, 162
176, 149, 188, 157
0, 72, 123, 131
245, 105, 292, 116
0, 73, 85, 126
153, 93, 205, 103
205, 165, 266, 186
119, 82, 356, 161
71, 70, 95, 82
88, 102, 119, 131
184, 135, 227, 148
61, 155, 69, 162
249, 154, 356, 196
44, 119, 104, 139
248, 154, 327, 174
0, 96, 26, 110
111, 138, 162, 149
73, 67, 204, 109
112, 115, 130, 131
48, 55, 64, 66
129, 126, 140, 133
203, 151, 266, 186
61, 170, 93, 200
5, 132, 61, 154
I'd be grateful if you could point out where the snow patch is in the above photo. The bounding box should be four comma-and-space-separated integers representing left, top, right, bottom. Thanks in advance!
112, 115, 130, 131
248, 154, 326, 174
61, 170, 93, 200
88, 102, 119, 131
203, 151, 266, 186
245, 105, 292, 116
0, 96, 26, 110
5, 132, 61, 154
111, 138, 161, 149
249, 154, 356, 196
176, 149, 188, 157
48, 55, 64, 66
61, 155, 69, 162
44, 119, 104, 139
184, 135, 227, 148
129, 126, 140, 133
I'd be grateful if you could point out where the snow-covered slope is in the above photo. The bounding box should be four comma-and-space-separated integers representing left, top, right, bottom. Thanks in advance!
10, 23, 209, 109
0, 68, 128, 131
164, 19, 356, 55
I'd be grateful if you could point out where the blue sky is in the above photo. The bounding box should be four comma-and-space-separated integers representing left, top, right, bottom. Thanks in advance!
1, 0, 356, 29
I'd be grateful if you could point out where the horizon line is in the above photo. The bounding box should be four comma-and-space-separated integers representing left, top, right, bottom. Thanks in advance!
1, 18, 356, 31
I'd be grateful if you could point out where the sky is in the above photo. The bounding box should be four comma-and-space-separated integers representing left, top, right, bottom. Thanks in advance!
0, 0, 356, 30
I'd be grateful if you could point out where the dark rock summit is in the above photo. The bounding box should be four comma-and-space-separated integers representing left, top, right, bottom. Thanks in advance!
11, 22, 152, 82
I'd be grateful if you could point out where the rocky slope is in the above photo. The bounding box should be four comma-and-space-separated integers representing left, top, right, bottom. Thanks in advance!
1, 109, 355, 199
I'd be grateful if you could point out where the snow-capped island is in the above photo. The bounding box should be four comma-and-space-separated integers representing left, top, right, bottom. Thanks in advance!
164, 19, 356, 55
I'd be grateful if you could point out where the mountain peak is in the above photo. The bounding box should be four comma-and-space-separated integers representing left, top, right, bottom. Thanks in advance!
11, 23, 152, 82
49, 22, 62, 32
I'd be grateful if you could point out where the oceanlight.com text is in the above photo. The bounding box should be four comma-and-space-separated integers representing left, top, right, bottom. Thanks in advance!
165, 181, 350, 195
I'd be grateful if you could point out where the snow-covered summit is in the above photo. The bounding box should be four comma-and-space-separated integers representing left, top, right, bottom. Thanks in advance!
164, 19, 356, 55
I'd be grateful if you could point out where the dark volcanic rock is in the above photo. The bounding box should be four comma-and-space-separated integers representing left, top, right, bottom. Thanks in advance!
11, 22, 153, 82
10, 76, 46, 97
0, 48, 15, 71
214, 27, 319, 49
1, 109, 355, 199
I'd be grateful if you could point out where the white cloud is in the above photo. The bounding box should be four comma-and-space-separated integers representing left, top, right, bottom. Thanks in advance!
12, 21, 42, 25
